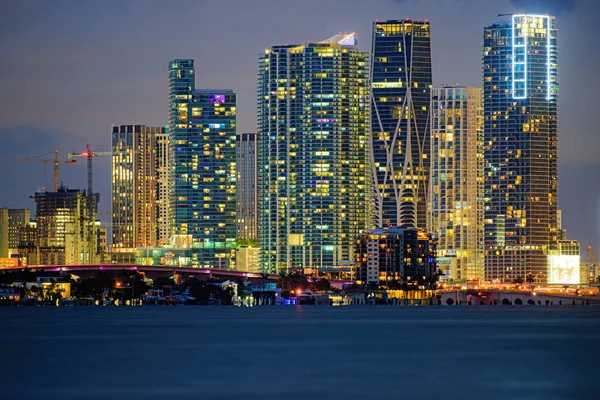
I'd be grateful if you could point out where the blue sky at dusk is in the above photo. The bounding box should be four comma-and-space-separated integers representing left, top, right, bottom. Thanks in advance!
0, 0, 598, 253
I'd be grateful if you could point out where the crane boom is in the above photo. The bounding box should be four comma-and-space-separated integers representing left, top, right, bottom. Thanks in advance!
13, 150, 77, 192
68, 144, 111, 196
588, 246, 600, 268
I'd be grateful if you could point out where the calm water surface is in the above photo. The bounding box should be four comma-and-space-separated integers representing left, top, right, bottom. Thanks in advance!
1, 306, 599, 400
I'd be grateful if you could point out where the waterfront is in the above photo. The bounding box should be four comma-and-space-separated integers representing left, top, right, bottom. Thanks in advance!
0, 307, 599, 400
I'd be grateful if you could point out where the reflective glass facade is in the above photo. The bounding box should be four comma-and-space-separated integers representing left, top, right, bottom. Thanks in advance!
169, 60, 237, 269
370, 20, 432, 229
257, 34, 370, 273
429, 87, 484, 281
483, 15, 558, 283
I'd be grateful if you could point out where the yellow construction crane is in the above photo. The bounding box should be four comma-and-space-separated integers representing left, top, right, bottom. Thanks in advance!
13, 150, 77, 192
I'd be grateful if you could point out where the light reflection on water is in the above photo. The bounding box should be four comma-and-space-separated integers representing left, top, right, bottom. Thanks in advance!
1, 306, 598, 400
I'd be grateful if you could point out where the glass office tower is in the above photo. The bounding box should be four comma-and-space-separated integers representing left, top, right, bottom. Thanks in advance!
429, 87, 484, 281
257, 33, 370, 273
483, 15, 558, 283
168, 59, 237, 269
370, 19, 432, 229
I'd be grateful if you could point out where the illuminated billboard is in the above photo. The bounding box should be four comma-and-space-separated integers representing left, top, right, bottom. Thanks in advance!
548, 255, 580, 284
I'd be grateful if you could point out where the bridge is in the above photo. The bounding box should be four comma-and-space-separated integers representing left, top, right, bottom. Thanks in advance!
0, 264, 281, 281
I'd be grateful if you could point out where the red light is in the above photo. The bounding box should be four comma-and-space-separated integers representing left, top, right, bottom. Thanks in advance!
478, 292, 482, 296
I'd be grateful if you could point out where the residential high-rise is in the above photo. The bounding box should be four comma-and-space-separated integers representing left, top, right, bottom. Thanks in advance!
483, 15, 559, 282
429, 87, 484, 281
355, 226, 437, 289
156, 129, 171, 245
169, 59, 237, 269
370, 19, 433, 229
33, 186, 97, 265
257, 33, 370, 273
112, 125, 165, 260
236, 132, 257, 240
0, 208, 30, 258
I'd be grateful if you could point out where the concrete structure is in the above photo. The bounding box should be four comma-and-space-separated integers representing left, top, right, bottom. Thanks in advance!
440, 289, 600, 306
236, 246, 260, 273
370, 20, 432, 228
355, 226, 437, 289
258, 33, 370, 273
17, 222, 38, 265
112, 125, 166, 260
428, 87, 484, 281
483, 15, 559, 282
0, 208, 30, 258
169, 59, 237, 269
32, 186, 97, 265
236, 132, 257, 240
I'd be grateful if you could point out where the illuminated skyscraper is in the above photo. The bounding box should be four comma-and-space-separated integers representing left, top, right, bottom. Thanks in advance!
370, 19, 432, 229
429, 87, 484, 281
483, 15, 558, 283
155, 129, 171, 245
112, 125, 165, 259
169, 59, 237, 269
257, 33, 370, 273
236, 132, 257, 240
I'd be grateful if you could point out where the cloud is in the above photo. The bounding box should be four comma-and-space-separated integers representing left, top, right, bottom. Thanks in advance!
511, 0, 575, 15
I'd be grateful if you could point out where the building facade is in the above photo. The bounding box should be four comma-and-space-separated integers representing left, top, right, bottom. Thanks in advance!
112, 125, 166, 258
483, 15, 559, 282
429, 87, 484, 281
370, 19, 433, 229
156, 129, 171, 245
169, 59, 237, 269
236, 132, 257, 240
258, 33, 370, 273
33, 186, 97, 265
0, 208, 30, 258
355, 226, 437, 289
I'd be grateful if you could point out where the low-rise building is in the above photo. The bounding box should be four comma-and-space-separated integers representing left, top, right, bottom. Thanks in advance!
355, 227, 437, 289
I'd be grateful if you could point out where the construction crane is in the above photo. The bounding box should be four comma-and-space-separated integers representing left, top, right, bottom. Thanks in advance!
13, 150, 77, 192
68, 144, 111, 197
68, 144, 111, 265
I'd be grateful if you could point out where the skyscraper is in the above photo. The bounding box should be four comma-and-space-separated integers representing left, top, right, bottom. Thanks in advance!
155, 129, 171, 245
236, 132, 257, 240
483, 15, 558, 283
169, 59, 237, 269
258, 33, 370, 273
429, 87, 484, 281
112, 124, 165, 259
370, 19, 433, 229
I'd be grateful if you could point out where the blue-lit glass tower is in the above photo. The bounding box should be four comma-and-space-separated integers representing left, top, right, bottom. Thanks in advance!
483, 15, 559, 283
370, 19, 432, 229
257, 34, 370, 273
168, 59, 237, 269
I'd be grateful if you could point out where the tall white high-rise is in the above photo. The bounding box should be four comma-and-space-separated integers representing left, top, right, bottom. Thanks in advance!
429, 87, 484, 281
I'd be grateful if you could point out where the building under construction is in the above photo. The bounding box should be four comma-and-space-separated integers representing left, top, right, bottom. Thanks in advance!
32, 186, 98, 265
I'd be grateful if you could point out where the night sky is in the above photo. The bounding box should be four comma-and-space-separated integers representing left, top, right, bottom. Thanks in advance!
0, 0, 598, 254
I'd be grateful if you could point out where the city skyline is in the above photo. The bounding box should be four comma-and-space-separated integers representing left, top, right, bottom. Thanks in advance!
0, 0, 598, 256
